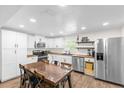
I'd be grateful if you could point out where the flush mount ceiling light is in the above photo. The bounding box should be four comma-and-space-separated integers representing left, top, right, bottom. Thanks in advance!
30, 18, 37, 23
102, 22, 109, 26
81, 26, 86, 30
19, 25, 24, 28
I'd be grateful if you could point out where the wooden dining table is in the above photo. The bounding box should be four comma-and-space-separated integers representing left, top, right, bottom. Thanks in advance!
24, 62, 73, 88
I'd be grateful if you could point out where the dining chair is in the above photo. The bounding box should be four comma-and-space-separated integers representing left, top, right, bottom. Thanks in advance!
53, 60, 59, 65
19, 64, 29, 88
34, 70, 55, 88
33, 70, 46, 88
25, 68, 40, 88
60, 62, 72, 88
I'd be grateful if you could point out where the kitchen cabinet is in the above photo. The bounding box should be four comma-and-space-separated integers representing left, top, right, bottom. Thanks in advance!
46, 38, 64, 48
27, 56, 38, 64
35, 35, 46, 44
48, 54, 72, 64
0, 29, 27, 82
27, 34, 35, 48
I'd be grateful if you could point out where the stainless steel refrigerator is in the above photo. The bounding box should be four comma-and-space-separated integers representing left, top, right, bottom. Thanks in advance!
95, 37, 124, 85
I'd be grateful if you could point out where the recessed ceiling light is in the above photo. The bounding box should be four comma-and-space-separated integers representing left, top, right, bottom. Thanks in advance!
19, 25, 24, 28
58, 4, 67, 7
59, 31, 63, 34
30, 18, 37, 23
81, 27, 86, 30
50, 33, 54, 36
103, 22, 109, 26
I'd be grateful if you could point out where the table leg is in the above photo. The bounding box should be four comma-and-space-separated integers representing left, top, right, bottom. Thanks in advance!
67, 74, 72, 88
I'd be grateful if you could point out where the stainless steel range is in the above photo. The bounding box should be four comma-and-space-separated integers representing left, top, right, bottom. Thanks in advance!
33, 50, 48, 61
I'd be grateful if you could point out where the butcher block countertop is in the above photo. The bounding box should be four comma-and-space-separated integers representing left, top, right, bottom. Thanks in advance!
48, 52, 72, 56
72, 54, 94, 58
27, 55, 38, 57
48, 52, 94, 58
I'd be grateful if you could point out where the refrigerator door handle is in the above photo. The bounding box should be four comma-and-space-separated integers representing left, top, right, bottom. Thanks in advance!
105, 39, 108, 80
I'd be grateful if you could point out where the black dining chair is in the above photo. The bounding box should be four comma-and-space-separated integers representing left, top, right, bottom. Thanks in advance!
53, 60, 59, 65
25, 68, 40, 88
19, 64, 29, 88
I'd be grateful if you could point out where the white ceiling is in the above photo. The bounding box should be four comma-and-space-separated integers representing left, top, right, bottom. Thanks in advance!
1, 5, 124, 37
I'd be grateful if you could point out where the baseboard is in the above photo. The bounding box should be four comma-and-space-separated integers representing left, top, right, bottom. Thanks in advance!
0, 76, 20, 83
95, 78, 124, 87
73, 70, 84, 74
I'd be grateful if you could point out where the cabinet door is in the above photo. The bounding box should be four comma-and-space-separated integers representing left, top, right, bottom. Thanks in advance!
2, 49, 16, 65
16, 32, 27, 48
2, 49, 17, 82
2, 63, 17, 82
27, 35, 35, 48
48, 54, 52, 63
2, 30, 16, 49
46, 39, 54, 48
63, 56, 72, 64
54, 38, 64, 48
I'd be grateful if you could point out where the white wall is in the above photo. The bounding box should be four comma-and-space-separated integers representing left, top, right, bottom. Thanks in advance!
79, 28, 121, 41
64, 28, 121, 42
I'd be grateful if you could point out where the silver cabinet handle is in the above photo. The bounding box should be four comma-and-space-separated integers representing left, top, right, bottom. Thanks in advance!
14, 44, 16, 48
15, 50, 16, 54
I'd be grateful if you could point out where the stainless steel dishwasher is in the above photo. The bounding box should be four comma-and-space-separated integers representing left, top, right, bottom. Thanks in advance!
72, 56, 84, 73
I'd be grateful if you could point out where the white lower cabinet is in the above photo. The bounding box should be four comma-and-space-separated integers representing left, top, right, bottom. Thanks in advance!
27, 56, 38, 64
48, 54, 72, 64
2, 63, 17, 81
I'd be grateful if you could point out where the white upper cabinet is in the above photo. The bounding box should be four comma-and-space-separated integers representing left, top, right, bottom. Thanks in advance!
35, 35, 46, 43
46, 37, 64, 48
54, 38, 64, 48
27, 35, 35, 48
16, 32, 27, 48
2, 30, 27, 49
2, 30, 16, 49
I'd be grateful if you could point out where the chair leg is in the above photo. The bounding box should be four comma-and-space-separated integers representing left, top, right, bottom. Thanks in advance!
20, 79, 24, 88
